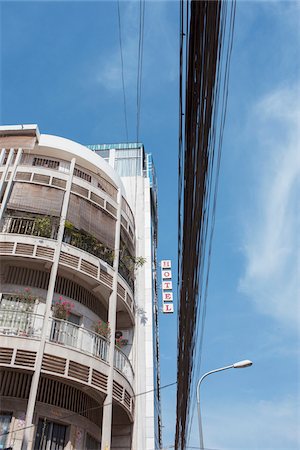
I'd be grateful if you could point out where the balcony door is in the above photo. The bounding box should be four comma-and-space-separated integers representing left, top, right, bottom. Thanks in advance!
0, 413, 12, 450
34, 419, 67, 450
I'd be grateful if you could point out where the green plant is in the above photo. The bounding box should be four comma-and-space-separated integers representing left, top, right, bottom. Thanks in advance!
52, 297, 74, 320
14, 288, 36, 312
64, 224, 115, 266
94, 320, 110, 339
120, 253, 146, 275
119, 241, 146, 271
115, 337, 128, 349
64, 220, 74, 231
34, 216, 52, 238
132, 256, 146, 268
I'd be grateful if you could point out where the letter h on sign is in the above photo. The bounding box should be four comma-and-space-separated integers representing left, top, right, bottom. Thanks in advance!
161, 260, 171, 269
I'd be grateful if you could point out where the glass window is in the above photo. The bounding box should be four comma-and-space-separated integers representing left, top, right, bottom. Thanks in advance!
86, 433, 100, 450
67, 313, 80, 325
0, 413, 12, 450
33, 157, 60, 170
34, 419, 67, 450
73, 167, 91, 183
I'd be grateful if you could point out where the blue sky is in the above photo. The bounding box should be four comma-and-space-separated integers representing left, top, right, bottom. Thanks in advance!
1, 1, 299, 449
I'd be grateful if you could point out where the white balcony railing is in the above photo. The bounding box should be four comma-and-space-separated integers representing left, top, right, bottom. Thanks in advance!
114, 347, 134, 386
0, 310, 134, 384
0, 310, 109, 362
49, 318, 109, 362
0, 309, 44, 338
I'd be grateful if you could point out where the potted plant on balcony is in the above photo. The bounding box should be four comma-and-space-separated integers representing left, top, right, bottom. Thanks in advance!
93, 320, 110, 339
115, 337, 128, 349
115, 330, 128, 349
34, 216, 52, 238
3, 288, 38, 337
52, 297, 74, 320
51, 297, 75, 345
17, 287, 36, 312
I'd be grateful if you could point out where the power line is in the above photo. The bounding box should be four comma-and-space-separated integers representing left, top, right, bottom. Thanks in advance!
187, 3, 236, 443
136, 0, 145, 144
0, 380, 177, 438
176, 1, 236, 448
117, 0, 129, 143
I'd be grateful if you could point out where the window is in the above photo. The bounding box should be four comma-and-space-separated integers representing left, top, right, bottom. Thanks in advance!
34, 419, 67, 450
0, 413, 12, 450
73, 167, 91, 183
86, 433, 100, 450
33, 157, 60, 170
67, 313, 80, 325
0, 295, 34, 335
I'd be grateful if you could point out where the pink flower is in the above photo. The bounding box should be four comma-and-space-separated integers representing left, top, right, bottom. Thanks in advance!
59, 296, 63, 301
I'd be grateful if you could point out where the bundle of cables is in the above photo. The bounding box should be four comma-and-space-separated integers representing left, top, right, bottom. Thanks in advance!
176, 1, 236, 448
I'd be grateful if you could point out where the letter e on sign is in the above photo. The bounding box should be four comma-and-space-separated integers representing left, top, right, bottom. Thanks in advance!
162, 281, 172, 290
161, 260, 171, 269
163, 292, 173, 302
163, 303, 174, 313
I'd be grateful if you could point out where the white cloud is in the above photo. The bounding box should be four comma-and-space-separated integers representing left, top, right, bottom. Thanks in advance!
239, 84, 300, 332
199, 395, 300, 449
96, 1, 177, 92
97, 35, 138, 91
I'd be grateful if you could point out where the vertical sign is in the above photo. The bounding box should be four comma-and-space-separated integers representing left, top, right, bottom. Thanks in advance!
161, 260, 174, 314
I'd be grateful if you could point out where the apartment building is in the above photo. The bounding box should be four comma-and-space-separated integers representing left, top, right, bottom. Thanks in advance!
0, 125, 161, 450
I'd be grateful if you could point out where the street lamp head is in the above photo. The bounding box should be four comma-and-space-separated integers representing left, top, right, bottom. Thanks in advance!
233, 359, 253, 369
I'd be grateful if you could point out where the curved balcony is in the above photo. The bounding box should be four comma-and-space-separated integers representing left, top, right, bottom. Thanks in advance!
49, 317, 109, 363
1, 214, 135, 294
0, 309, 134, 385
114, 347, 134, 386
0, 235, 135, 323
63, 226, 114, 267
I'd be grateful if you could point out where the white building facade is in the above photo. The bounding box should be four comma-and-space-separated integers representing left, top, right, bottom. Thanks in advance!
0, 125, 162, 450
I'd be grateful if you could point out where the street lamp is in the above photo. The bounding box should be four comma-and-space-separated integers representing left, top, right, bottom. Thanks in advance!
196, 360, 253, 450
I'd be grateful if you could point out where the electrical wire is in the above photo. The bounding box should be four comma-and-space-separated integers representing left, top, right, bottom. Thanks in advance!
117, 0, 129, 143
136, 0, 145, 145
187, 3, 236, 444
0, 380, 177, 438
176, 1, 236, 448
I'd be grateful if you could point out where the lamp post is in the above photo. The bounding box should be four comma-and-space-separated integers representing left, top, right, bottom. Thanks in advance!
196, 359, 253, 450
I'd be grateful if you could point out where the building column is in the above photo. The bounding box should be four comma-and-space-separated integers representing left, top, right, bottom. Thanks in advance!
0, 148, 6, 165
0, 147, 22, 219
101, 187, 122, 450
0, 147, 14, 194
21, 158, 76, 450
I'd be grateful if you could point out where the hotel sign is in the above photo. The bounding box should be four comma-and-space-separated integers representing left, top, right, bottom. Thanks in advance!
161, 260, 174, 314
